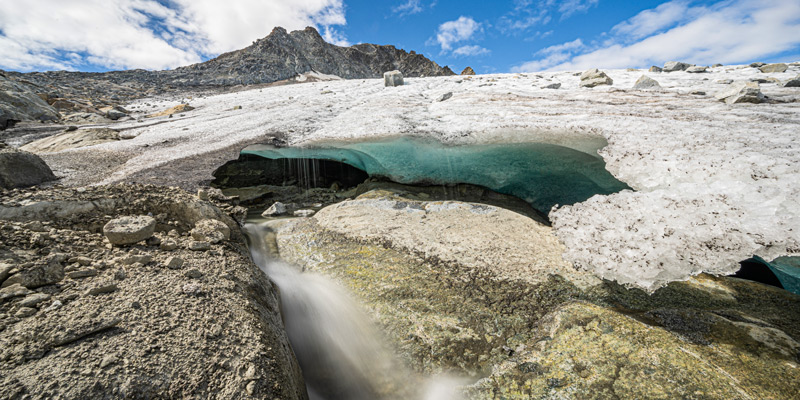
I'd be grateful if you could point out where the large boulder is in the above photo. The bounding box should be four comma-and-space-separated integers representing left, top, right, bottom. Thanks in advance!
663, 61, 693, 72
715, 82, 765, 104
102, 215, 156, 245
383, 70, 404, 87
632, 75, 661, 90
759, 63, 788, 73
460, 66, 476, 75
0, 73, 60, 129
785, 74, 800, 87
0, 148, 57, 189
685, 66, 708, 73
579, 69, 613, 88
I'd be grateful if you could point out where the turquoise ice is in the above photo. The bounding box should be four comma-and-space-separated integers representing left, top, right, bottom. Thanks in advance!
241, 136, 631, 213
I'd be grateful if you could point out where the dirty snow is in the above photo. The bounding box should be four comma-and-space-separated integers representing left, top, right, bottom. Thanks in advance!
53, 63, 800, 291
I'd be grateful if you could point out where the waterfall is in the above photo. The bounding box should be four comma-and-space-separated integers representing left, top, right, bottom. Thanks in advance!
245, 222, 462, 400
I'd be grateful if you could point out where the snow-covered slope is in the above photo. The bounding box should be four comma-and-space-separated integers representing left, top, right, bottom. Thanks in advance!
51, 63, 800, 291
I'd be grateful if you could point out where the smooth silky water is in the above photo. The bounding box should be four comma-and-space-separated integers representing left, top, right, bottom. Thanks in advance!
244, 222, 464, 400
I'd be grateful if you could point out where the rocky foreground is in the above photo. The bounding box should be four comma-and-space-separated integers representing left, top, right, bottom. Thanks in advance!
0, 185, 306, 399
1, 58, 800, 399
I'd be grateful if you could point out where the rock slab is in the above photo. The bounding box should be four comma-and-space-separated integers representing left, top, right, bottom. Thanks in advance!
103, 215, 156, 245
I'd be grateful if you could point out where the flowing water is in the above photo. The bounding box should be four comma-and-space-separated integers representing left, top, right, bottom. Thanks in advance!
244, 222, 464, 400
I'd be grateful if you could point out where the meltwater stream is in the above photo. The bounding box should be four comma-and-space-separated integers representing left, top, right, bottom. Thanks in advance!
244, 222, 463, 400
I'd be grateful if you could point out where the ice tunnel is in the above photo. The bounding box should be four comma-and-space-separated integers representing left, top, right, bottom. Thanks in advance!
213, 136, 631, 214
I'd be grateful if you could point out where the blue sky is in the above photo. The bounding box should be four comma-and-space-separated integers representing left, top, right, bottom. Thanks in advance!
1, 0, 799, 74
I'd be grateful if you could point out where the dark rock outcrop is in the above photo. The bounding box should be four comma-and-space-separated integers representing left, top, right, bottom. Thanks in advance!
0, 148, 57, 189
174, 27, 455, 86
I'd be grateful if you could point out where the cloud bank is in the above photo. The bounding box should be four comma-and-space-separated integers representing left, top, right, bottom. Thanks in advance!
0, 0, 347, 71
514, 0, 800, 72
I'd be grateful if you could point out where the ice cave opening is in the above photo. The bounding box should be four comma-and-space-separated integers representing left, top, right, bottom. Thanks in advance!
211, 136, 631, 216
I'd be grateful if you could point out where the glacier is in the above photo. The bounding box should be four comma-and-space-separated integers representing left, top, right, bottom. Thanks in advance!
39, 62, 800, 291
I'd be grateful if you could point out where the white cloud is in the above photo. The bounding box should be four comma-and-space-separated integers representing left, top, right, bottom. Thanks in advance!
558, 0, 600, 19
514, 0, 800, 72
611, 1, 692, 39
393, 0, 423, 16
452, 45, 490, 57
435, 16, 482, 52
499, 0, 595, 33
0, 0, 347, 71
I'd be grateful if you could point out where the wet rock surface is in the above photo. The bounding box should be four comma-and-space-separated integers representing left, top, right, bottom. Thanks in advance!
0, 184, 307, 399
273, 189, 800, 399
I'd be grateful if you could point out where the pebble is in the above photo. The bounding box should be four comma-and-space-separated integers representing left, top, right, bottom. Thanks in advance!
68, 269, 99, 279
182, 283, 203, 296
19, 292, 51, 307
165, 257, 184, 270
184, 268, 202, 279
160, 239, 178, 251
189, 241, 211, 251
100, 355, 118, 368
15, 307, 37, 318
86, 283, 118, 296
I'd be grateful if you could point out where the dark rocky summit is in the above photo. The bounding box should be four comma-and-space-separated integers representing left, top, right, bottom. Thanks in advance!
174, 27, 455, 86
0, 26, 454, 128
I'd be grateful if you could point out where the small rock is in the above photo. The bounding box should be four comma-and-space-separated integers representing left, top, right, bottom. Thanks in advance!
18, 292, 51, 307
633, 75, 661, 90
438, 92, 453, 102
579, 69, 613, 87
690, 90, 706, 96
165, 257, 184, 270
541, 82, 561, 89
68, 269, 98, 279
69, 256, 93, 266
146, 236, 161, 246
23, 221, 47, 232
160, 239, 178, 251
783, 75, 800, 87
663, 61, 692, 72
65, 126, 78, 132
182, 283, 203, 296
261, 202, 287, 217
1, 260, 64, 289
190, 219, 230, 244
460, 66, 476, 75
114, 269, 127, 280
759, 63, 787, 73
15, 307, 37, 318
712, 63, 723, 67
120, 254, 152, 265
384, 70, 404, 87
100, 355, 118, 368
86, 283, 118, 296
685, 66, 708, 73
103, 215, 156, 245
232, 105, 242, 110
749, 62, 766, 68
189, 241, 211, 251
648, 66, 662, 72
184, 268, 202, 279
715, 79, 733, 84
0, 283, 31, 300
246, 381, 256, 395
197, 188, 209, 200
0, 263, 13, 284
44, 300, 62, 312
715, 82, 764, 104
294, 209, 315, 217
